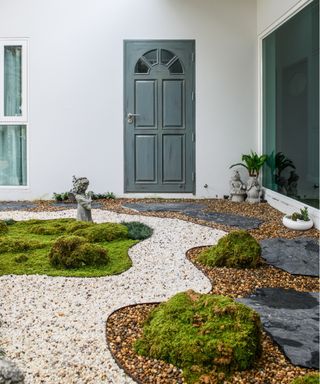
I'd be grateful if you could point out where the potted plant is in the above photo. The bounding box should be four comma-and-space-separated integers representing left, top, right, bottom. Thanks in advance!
282, 207, 313, 230
230, 151, 268, 177
230, 151, 267, 203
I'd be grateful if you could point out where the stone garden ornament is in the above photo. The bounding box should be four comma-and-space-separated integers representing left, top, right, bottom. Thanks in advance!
230, 151, 267, 204
71, 176, 93, 222
229, 171, 246, 202
246, 176, 261, 204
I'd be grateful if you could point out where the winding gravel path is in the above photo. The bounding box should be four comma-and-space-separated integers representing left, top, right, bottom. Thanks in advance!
0, 209, 225, 384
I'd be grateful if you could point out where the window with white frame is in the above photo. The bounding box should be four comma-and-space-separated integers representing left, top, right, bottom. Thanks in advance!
0, 40, 27, 186
262, 0, 319, 209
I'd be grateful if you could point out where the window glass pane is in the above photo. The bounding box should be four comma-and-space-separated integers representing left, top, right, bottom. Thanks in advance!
135, 58, 150, 74
263, 0, 319, 209
169, 59, 183, 74
0, 125, 27, 185
4, 46, 22, 116
161, 49, 175, 65
143, 49, 158, 65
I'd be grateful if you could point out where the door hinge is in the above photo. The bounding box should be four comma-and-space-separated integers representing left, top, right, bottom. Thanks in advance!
192, 133, 195, 142
191, 91, 194, 101
191, 52, 195, 62
192, 172, 195, 182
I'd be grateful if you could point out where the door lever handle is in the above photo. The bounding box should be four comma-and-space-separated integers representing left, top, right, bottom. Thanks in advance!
127, 113, 140, 124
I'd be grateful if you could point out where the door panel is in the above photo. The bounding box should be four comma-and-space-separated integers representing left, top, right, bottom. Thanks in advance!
135, 80, 157, 128
124, 40, 195, 193
135, 135, 157, 182
162, 134, 184, 182
163, 80, 184, 128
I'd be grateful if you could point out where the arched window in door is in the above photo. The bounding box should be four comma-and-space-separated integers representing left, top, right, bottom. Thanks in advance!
134, 49, 184, 74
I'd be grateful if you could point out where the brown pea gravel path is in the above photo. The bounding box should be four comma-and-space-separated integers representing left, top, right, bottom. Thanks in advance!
106, 303, 319, 384
101, 198, 319, 384
22, 198, 320, 383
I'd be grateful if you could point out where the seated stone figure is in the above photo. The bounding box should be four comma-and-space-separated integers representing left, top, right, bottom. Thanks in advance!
71, 176, 93, 222
230, 171, 246, 202
246, 176, 261, 204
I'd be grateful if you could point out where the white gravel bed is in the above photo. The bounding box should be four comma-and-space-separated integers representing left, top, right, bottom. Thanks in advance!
0, 209, 225, 384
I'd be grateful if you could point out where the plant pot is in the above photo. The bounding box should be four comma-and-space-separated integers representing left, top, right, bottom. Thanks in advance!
282, 215, 313, 230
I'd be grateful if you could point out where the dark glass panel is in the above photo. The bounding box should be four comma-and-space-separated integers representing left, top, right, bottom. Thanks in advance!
262, 0, 319, 209
143, 49, 158, 65
135, 58, 150, 74
161, 49, 175, 65
169, 59, 183, 74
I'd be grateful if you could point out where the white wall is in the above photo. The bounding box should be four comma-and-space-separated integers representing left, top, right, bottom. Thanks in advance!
0, 0, 257, 200
257, 0, 311, 34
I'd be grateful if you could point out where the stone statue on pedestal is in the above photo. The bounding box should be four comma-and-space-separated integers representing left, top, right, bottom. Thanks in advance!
229, 171, 246, 202
246, 176, 261, 204
71, 176, 93, 222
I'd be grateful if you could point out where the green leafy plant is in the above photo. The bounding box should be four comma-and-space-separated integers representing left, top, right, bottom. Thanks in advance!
122, 221, 153, 240
135, 290, 262, 384
91, 192, 116, 200
290, 207, 310, 221
3, 218, 17, 226
52, 192, 69, 201
197, 230, 261, 269
230, 151, 267, 177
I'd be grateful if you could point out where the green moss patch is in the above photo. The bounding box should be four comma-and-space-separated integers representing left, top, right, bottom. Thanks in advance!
0, 237, 46, 253
197, 230, 261, 268
135, 290, 262, 383
291, 374, 320, 384
0, 221, 8, 235
0, 218, 150, 277
72, 222, 128, 242
49, 235, 109, 269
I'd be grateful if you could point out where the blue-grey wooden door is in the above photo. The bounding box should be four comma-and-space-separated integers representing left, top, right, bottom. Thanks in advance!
124, 40, 195, 193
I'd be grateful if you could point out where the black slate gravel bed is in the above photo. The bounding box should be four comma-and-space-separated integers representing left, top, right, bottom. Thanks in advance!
123, 202, 264, 230
183, 210, 263, 229
237, 288, 320, 370
0, 201, 37, 211
122, 202, 206, 212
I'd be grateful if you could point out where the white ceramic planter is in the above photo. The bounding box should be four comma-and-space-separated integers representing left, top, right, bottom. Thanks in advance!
282, 215, 313, 230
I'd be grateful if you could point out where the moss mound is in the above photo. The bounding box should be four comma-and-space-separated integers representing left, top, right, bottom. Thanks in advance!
14, 254, 29, 263
291, 374, 320, 384
0, 238, 46, 253
65, 221, 92, 233
198, 230, 261, 268
25, 218, 74, 235
49, 235, 109, 269
135, 290, 262, 383
122, 221, 153, 240
73, 222, 128, 242
0, 221, 8, 235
